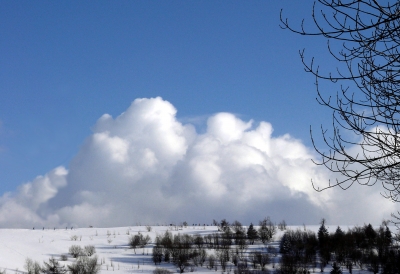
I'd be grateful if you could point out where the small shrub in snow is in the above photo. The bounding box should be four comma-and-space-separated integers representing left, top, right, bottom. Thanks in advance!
70, 235, 79, 241
68, 255, 100, 274
42, 257, 67, 274
24, 258, 41, 274
69, 245, 83, 258
153, 268, 173, 274
84, 245, 96, 256
146, 225, 152, 232
60, 254, 68, 261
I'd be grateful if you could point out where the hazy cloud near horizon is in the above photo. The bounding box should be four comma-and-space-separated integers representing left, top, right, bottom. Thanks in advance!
0, 97, 396, 228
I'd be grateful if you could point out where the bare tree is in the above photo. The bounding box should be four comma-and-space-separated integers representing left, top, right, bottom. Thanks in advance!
193, 235, 204, 249
278, 220, 287, 231
129, 234, 141, 254
252, 251, 270, 270
231, 220, 246, 246
173, 249, 192, 273
218, 219, 231, 233
281, 0, 400, 224
206, 254, 216, 270
197, 248, 207, 267
258, 217, 276, 245
152, 246, 163, 265
216, 248, 230, 271
129, 232, 151, 253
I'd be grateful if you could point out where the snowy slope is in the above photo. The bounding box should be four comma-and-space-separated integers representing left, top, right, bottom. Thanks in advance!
0, 225, 395, 273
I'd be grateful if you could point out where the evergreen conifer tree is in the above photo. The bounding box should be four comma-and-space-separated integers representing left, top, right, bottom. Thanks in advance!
317, 219, 329, 247
385, 226, 392, 247
246, 223, 258, 244
279, 233, 291, 254
318, 219, 331, 264
334, 226, 344, 237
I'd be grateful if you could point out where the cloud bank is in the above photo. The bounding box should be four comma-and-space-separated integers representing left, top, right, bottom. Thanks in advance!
0, 97, 396, 228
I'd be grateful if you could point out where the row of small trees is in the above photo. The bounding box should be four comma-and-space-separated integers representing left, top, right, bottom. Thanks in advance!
214, 218, 280, 247
148, 218, 282, 273
279, 228, 319, 273
152, 234, 276, 273
279, 220, 399, 273
146, 219, 400, 273
318, 221, 399, 273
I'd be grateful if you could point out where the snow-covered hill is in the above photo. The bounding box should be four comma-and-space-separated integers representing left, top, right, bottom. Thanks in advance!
0, 225, 396, 273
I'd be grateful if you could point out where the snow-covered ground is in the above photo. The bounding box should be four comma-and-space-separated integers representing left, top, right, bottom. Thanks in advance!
0, 225, 396, 273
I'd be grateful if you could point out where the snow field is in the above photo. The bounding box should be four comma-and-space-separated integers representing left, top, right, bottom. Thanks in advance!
0, 225, 396, 273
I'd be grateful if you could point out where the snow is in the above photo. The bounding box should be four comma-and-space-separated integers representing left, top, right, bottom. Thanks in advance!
0, 225, 395, 273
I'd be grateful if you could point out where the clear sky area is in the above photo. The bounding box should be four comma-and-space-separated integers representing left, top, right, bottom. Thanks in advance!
0, 1, 395, 228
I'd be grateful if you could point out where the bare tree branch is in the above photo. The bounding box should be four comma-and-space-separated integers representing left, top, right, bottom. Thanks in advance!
281, 0, 400, 218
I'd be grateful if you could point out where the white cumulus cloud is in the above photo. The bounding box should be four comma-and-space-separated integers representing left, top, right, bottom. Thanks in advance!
0, 97, 396, 228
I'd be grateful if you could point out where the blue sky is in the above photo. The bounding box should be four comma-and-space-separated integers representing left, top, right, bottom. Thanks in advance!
0, 1, 388, 227
1, 1, 326, 191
